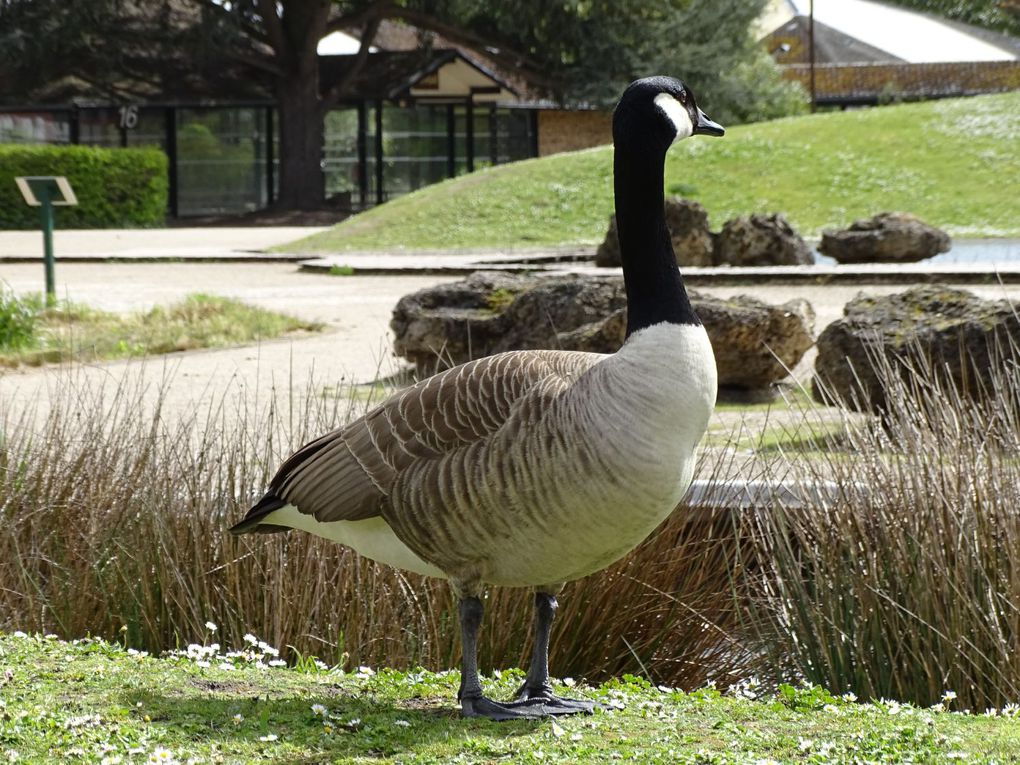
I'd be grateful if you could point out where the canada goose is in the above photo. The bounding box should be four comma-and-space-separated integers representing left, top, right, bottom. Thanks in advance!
231, 75, 723, 721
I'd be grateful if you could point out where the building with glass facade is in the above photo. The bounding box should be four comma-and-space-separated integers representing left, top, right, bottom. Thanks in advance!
0, 50, 557, 219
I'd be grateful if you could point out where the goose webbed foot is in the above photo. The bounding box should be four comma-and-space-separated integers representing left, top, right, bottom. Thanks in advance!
513, 682, 597, 714
460, 694, 556, 721
509, 591, 597, 715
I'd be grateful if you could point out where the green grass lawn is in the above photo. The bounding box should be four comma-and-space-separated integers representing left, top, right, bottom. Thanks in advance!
284, 93, 1020, 254
0, 292, 322, 367
3, 632, 1019, 764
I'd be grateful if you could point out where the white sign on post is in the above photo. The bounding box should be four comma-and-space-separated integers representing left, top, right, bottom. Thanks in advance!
15, 176, 78, 207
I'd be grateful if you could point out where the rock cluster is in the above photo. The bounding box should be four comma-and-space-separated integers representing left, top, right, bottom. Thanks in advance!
714, 214, 813, 267
595, 198, 714, 268
391, 271, 815, 392
819, 212, 951, 264
595, 198, 811, 268
812, 285, 1019, 411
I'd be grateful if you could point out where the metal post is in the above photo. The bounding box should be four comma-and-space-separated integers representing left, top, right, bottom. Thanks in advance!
489, 106, 498, 166
374, 101, 384, 205
356, 101, 368, 207
528, 109, 539, 158
809, 0, 816, 113
465, 100, 475, 173
265, 106, 275, 206
39, 187, 56, 306
165, 107, 179, 218
69, 105, 80, 145
446, 103, 456, 178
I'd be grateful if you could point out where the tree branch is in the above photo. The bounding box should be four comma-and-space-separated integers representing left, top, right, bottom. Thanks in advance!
387, 7, 546, 74
256, 0, 285, 54
321, 11, 383, 110
324, 0, 397, 36
221, 47, 282, 77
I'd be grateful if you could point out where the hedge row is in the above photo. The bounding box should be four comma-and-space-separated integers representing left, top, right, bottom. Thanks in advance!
0, 144, 168, 229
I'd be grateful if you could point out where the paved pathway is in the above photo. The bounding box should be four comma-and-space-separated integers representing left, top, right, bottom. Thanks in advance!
2, 227, 1020, 434
0, 227, 323, 261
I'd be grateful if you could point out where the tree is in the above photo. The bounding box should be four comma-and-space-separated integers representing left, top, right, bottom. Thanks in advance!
198, 0, 698, 209
2, 0, 803, 210
651, 0, 807, 126
882, 0, 1020, 37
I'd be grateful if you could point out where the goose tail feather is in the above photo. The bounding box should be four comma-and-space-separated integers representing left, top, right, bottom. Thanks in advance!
230, 492, 291, 535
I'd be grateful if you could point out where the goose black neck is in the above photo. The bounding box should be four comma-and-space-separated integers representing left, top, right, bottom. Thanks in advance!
615, 141, 699, 336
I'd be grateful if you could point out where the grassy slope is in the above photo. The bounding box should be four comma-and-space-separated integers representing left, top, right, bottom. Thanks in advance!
3, 633, 1020, 764
284, 93, 1020, 253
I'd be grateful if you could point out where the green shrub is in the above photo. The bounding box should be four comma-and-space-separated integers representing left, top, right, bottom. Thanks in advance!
0, 144, 167, 229
0, 286, 39, 350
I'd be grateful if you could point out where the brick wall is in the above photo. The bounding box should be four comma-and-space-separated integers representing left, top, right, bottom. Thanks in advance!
536, 109, 612, 156
781, 61, 1020, 104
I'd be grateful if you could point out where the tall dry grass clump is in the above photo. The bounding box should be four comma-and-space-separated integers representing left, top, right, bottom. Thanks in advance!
0, 364, 749, 689
740, 336, 1020, 710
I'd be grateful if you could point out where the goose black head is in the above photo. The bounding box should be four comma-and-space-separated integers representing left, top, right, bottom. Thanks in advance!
613, 76, 724, 151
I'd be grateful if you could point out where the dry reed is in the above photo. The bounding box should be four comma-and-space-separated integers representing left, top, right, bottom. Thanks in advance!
739, 336, 1020, 709
0, 363, 750, 689
6, 331, 1019, 706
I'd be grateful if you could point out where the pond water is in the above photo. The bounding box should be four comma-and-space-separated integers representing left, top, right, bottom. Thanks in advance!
813, 239, 1020, 266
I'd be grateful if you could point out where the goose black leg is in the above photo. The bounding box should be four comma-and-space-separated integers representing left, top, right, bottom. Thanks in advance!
513, 592, 595, 715
457, 596, 549, 721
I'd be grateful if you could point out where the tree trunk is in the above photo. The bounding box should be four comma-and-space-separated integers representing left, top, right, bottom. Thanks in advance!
271, 0, 330, 211
275, 73, 325, 210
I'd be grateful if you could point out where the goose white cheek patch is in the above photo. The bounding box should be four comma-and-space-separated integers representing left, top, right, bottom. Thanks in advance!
654, 93, 693, 142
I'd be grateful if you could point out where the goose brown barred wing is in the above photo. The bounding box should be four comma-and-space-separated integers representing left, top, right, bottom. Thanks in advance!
263, 350, 605, 525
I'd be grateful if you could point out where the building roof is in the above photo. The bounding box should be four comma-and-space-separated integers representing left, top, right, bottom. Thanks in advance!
319, 49, 517, 102
761, 0, 1019, 64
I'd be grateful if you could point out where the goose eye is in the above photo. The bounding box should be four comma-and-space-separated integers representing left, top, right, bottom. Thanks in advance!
678, 91, 687, 105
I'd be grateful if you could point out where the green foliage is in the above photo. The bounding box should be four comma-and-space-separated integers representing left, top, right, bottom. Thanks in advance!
0, 286, 39, 350
438, 0, 804, 124
1, 0, 803, 210
652, 0, 809, 125
283, 92, 1020, 253
0, 0, 257, 105
3, 633, 1020, 763
883, 0, 1020, 36
0, 144, 168, 229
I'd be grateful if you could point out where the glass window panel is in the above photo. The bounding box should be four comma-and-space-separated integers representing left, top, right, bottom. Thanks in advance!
380, 103, 451, 201
494, 109, 534, 164
0, 111, 70, 144
79, 109, 122, 147
324, 107, 360, 205
125, 109, 167, 150
175, 107, 266, 216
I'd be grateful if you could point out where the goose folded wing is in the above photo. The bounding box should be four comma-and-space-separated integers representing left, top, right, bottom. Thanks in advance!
231, 350, 600, 532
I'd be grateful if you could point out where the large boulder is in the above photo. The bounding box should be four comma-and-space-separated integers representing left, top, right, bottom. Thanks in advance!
812, 285, 1020, 411
713, 213, 813, 267
697, 293, 815, 391
391, 271, 815, 391
595, 197, 714, 268
391, 272, 627, 373
819, 212, 951, 264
